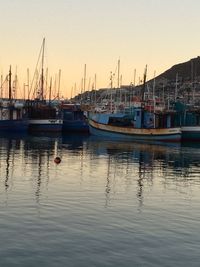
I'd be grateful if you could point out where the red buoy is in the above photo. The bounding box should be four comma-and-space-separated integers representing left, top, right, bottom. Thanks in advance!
54, 157, 61, 164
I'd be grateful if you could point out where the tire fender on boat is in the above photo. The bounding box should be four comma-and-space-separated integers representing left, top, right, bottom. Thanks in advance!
2, 111, 7, 117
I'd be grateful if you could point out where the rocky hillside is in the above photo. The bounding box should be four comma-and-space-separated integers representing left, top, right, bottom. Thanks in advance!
74, 56, 200, 105
154, 56, 200, 83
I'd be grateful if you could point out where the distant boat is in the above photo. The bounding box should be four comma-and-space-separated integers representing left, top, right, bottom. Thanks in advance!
0, 66, 28, 132
26, 38, 63, 133
61, 103, 89, 133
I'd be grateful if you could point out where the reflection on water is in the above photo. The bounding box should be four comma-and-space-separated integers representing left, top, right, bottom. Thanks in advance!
1, 133, 200, 208
0, 133, 61, 203
86, 139, 187, 208
1, 133, 200, 206
0, 133, 200, 266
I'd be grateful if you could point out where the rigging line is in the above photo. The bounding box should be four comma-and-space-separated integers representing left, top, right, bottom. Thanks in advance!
1, 74, 10, 99
29, 40, 45, 99
1, 75, 9, 87
16, 78, 24, 100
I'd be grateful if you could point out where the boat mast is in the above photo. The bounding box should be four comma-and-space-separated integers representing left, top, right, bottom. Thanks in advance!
153, 71, 156, 128
133, 69, 136, 86
140, 65, 147, 128
41, 38, 45, 101
49, 77, 52, 104
9, 66, 12, 101
117, 58, 120, 88
94, 73, 97, 105
83, 64, 86, 95
13, 67, 18, 100
45, 68, 48, 100
131, 68, 136, 105
175, 73, 178, 101
74, 82, 77, 99
80, 78, 83, 103
8, 66, 12, 120
141, 65, 147, 102
57, 69, 61, 100
110, 71, 113, 112
120, 74, 122, 105
0, 74, 3, 98
71, 86, 73, 100
27, 68, 29, 100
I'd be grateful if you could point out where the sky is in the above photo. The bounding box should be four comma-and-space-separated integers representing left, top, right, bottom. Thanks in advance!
1, 0, 200, 98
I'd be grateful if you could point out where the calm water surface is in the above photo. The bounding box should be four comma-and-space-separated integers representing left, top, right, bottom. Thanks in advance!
0, 133, 200, 266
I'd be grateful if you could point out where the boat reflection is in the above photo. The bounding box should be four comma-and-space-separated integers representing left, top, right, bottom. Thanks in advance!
0, 133, 62, 203
62, 133, 89, 151
0, 133, 200, 208
86, 137, 200, 207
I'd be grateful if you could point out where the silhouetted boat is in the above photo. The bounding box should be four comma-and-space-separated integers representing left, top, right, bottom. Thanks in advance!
0, 66, 28, 132
61, 103, 89, 133
26, 38, 63, 133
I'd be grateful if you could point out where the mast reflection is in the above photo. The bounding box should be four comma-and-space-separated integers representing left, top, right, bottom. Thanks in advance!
0, 133, 62, 202
1, 132, 200, 210
0, 136, 22, 191
5, 139, 12, 190
86, 137, 200, 208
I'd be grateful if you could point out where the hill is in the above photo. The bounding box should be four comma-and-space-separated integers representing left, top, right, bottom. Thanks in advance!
73, 56, 200, 104
155, 56, 200, 82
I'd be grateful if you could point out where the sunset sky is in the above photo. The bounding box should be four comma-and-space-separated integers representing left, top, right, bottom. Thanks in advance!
0, 0, 200, 98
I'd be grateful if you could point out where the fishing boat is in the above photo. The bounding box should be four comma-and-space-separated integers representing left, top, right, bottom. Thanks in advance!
26, 38, 63, 133
88, 66, 181, 143
26, 100, 62, 132
61, 103, 89, 133
174, 99, 200, 141
0, 66, 28, 132
88, 107, 181, 142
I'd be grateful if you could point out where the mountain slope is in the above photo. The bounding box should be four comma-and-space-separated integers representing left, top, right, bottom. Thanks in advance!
155, 56, 200, 82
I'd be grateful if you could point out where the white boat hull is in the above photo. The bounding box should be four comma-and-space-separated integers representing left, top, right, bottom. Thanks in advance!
28, 119, 63, 132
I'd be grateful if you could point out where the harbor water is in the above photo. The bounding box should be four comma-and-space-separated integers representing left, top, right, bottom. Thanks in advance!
0, 133, 200, 266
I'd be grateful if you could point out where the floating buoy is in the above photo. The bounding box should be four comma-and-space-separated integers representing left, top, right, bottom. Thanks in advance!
54, 157, 61, 164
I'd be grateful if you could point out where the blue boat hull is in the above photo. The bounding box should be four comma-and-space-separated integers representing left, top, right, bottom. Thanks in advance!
62, 120, 89, 133
29, 124, 62, 132
0, 119, 28, 132
181, 126, 200, 141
